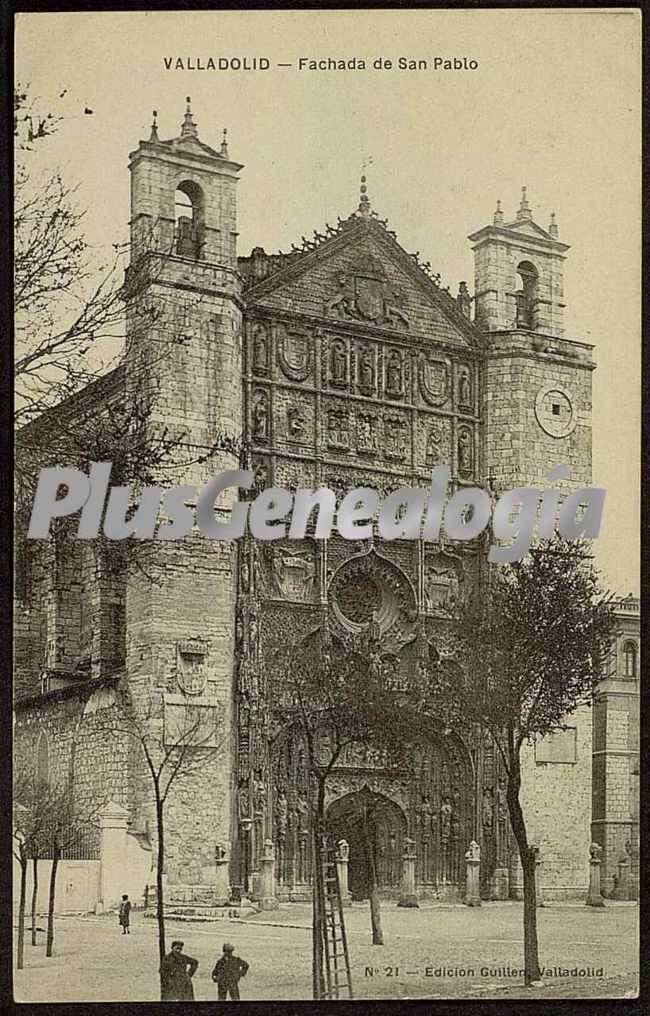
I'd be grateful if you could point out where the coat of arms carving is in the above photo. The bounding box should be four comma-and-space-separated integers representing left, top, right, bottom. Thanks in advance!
419, 355, 450, 407
177, 640, 208, 695
324, 252, 410, 329
276, 324, 312, 382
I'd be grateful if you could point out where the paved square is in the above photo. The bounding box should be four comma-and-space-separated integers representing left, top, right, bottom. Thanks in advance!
14, 901, 638, 1001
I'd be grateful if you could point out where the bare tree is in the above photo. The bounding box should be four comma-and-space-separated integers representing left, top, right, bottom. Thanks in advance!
433, 537, 616, 985
12, 772, 49, 970
94, 686, 222, 998
273, 618, 423, 996
39, 782, 105, 957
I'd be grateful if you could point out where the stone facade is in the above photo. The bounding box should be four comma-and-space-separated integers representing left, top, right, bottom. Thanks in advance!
591, 595, 640, 898
14, 103, 600, 904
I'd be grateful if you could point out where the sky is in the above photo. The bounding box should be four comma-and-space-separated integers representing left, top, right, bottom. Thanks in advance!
15, 9, 640, 595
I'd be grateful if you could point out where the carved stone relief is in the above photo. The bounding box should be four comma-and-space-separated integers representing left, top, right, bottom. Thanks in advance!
356, 344, 376, 395
424, 548, 464, 617
357, 413, 378, 455
324, 252, 410, 329
457, 425, 474, 478
328, 337, 348, 388
419, 355, 450, 408
286, 406, 306, 443
327, 407, 350, 450
385, 416, 408, 462
252, 388, 269, 443
277, 324, 312, 382
458, 367, 473, 411
269, 547, 316, 602
385, 349, 404, 398
176, 640, 208, 696
426, 422, 442, 466
252, 322, 270, 375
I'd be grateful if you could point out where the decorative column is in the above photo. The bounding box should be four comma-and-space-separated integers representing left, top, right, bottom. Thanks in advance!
214, 843, 230, 907
532, 845, 544, 907
612, 851, 630, 901
397, 837, 419, 908
336, 839, 351, 907
586, 842, 606, 907
464, 840, 481, 907
259, 839, 278, 911
98, 801, 129, 912
240, 817, 253, 905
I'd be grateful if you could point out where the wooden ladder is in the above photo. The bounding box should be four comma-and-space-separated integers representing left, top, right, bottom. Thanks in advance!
321, 845, 354, 999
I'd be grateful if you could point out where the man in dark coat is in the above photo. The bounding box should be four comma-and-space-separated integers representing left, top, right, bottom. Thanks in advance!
211, 942, 249, 1000
160, 940, 199, 1000
118, 894, 131, 935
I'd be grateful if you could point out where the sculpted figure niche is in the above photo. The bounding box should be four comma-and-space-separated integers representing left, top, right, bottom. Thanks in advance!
385, 350, 403, 396
330, 338, 347, 386
252, 390, 269, 441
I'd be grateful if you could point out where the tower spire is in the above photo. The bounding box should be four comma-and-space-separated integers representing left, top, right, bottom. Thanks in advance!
149, 110, 159, 142
181, 95, 198, 138
220, 127, 229, 158
493, 199, 504, 226
516, 185, 532, 222
358, 173, 371, 217
548, 211, 559, 238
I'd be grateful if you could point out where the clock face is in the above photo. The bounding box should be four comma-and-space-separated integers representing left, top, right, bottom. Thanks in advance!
534, 385, 577, 438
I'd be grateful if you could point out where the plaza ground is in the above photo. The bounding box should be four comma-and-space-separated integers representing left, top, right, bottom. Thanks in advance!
14, 900, 638, 1002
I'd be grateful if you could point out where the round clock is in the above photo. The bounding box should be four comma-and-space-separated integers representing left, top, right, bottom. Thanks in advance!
534, 384, 577, 438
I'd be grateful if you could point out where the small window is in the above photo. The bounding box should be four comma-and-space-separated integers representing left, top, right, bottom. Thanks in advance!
36, 731, 50, 786
552, 403, 561, 416
624, 641, 637, 679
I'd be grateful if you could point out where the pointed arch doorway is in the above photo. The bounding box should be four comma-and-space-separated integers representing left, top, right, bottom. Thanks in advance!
326, 788, 406, 900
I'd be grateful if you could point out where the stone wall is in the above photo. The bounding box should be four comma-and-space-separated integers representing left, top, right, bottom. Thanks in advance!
519, 704, 592, 898
484, 331, 594, 492
14, 683, 134, 838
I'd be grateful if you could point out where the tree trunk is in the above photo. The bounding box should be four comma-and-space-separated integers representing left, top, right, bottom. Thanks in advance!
362, 814, 384, 945
31, 856, 39, 945
506, 765, 541, 985
17, 850, 27, 970
155, 793, 166, 999
45, 846, 60, 957
311, 776, 326, 1000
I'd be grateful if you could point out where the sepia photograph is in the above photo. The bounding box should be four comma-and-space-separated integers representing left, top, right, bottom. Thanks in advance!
12, 7, 640, 1005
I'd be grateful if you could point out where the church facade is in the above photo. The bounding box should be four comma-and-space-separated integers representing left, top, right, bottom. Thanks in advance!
14, 101, 597, 906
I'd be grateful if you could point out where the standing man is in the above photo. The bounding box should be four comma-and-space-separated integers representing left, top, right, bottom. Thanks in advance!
118, 894, 131, 935
211, 942, 249, 1000
160, 940, 199, 1001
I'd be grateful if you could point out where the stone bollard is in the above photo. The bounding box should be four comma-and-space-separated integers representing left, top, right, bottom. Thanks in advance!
336, 839, 352, 907
586, 842, 605, 907
98, 801, 129, 912
214, 843, 230, 906
397, 838, 419, 908
464, 840, 481, 907
612, 852, 630, 901
259, 839, 278, 911
532, 845, 545, 907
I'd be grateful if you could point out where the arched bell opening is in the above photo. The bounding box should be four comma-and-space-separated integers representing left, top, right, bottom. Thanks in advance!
174, 179, 205, 258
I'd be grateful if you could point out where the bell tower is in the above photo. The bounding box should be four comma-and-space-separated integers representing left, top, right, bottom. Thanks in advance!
123, 100, 244, 888
469, 188, 569, 336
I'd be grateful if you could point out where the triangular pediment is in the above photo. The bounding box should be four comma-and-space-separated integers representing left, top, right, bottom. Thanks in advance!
245, 218, 482, 349
160, 134, 225, 161
503, 218, 555, 241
